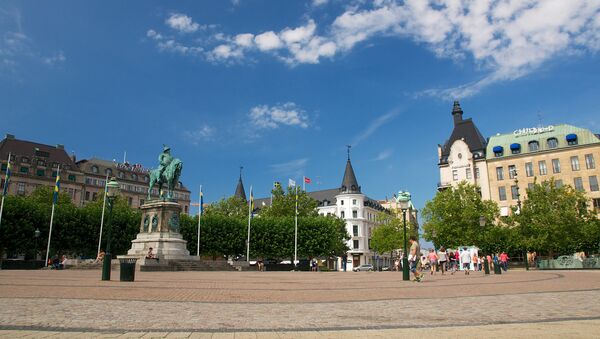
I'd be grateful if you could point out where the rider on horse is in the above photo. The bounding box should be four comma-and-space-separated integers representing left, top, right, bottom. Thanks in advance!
158, 145, 173, 181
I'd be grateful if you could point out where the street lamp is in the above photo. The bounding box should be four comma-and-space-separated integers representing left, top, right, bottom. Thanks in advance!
396, 192, 411, 281
102, 177, 120, 281
512, 169, 529, 271
34, 228, 40, 260
479, 216, 490, 275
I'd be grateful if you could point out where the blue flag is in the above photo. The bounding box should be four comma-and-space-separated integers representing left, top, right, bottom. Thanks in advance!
200, 187, 204, 215
53, 170, 60, 204
2, 160, 11, 197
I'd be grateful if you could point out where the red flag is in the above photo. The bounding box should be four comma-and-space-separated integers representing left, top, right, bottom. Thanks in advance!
304, 177, 311, 184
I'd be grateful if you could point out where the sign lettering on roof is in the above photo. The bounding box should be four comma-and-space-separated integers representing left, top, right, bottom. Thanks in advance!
513, 125, 554, 137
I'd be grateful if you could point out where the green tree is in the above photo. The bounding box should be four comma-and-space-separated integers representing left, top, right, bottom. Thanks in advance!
204, 196, 247, 219
259, 185, 318, 217
516, 179, 598, 256
370, 212, 403, 257
421, 182, 499, 249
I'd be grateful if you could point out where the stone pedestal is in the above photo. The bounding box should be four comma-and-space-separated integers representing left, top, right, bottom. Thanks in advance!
120, 199, 198, 262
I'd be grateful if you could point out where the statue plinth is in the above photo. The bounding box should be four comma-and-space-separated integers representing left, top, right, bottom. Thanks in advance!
120, 200, 198, 262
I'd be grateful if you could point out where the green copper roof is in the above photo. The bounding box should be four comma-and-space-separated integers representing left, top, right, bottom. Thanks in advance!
486, 124, 600, 159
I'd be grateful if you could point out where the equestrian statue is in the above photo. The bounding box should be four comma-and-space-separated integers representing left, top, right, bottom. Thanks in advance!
148, 145, 183, 200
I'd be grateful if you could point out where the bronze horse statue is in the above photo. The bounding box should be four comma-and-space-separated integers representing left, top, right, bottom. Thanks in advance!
148, 158, 183, 200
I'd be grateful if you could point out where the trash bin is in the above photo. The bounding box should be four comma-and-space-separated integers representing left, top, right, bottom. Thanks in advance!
119, 258, 138, 282
493, 262, 502, 275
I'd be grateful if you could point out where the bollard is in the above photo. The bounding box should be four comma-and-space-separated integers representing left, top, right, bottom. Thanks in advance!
484, 259, 490, 275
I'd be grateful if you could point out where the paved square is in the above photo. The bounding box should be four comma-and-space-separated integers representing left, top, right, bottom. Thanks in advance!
1, 269, 599, 337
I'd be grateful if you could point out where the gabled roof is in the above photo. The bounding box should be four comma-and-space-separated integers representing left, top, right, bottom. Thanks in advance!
439, 101, 487, 164
0, 135, 79, 171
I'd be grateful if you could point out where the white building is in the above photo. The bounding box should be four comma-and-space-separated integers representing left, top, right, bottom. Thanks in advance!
437, 101, 491, 199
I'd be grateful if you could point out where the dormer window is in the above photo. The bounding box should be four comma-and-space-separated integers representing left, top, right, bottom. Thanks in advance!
118, 171, 124, 179
510, 143, 521, 154
528, 141, 539, 152
566, 134, 578, 145
132, 173, 138, 181
105, 168, 112, 176
547, 137, 558, 149
91, 165, 99, 174
493, 146, 503, 157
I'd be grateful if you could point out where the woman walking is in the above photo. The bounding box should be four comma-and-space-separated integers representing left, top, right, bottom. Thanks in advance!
437, 247, 448, 275
427, 249, 438, 275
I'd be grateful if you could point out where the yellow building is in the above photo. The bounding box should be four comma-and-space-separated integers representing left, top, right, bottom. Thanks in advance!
486, 124, 600, 216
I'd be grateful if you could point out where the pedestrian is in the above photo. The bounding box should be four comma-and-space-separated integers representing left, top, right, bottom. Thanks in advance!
487, 254, 493, 271
427, 249, 438, 275
460, 248, 471, 275
449, 251, 457, 274
472, 252, 479, 271
500, 252, 509, 271
394, 258, 400, 272
408, 236, 422, 282
437, 247, 447, 275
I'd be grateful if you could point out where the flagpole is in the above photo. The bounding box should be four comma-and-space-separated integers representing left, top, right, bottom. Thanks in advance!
197, 185, 202, 257
45, 164, 60, 267
97, 171, 109, 256
0, 153, 11, 230
246, 185, 252, 263
294, 185, 298, 270
303, 176, 305, 191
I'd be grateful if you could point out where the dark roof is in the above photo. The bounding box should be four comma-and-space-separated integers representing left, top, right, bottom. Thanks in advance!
340, 159, 361, 193
439, 101, 487, 164
253, 188, 385, 212
0, 134, 79, 171
234, 176, 247, 201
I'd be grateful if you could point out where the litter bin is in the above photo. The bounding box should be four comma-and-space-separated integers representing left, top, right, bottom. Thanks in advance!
493, 262, 502, 275
119, 258, 138, 282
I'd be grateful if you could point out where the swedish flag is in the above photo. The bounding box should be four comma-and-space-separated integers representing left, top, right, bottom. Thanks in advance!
200, 187, 204, 215
53, 169, 60, 204
2, 161, 11, 197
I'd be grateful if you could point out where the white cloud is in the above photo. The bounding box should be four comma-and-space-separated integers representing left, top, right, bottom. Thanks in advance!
254, 31, 283, 51
43, 50, 66, 65
234, 33, 254, 47
371, 148, 393, 161
249, 102, 309, 129
312, 0, 329, 7
352, 109, 400, 146
269, 158, 309, 178
166, 13, 201, 33
183, 125, 215, 145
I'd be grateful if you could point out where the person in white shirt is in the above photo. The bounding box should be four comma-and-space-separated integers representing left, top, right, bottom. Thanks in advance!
460, 248, 471, 275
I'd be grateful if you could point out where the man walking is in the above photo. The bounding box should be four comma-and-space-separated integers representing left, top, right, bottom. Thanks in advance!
408, 236, 422, 282
460, 248, 471, 275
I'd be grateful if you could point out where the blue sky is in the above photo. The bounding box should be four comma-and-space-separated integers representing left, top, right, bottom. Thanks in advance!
2, 0, 600, 218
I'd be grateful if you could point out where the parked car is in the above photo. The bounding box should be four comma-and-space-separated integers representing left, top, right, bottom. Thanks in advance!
353, 264, 374, 272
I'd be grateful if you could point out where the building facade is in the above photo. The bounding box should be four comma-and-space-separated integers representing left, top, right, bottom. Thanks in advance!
438, 101, 491, 199
486, 124, 600, 216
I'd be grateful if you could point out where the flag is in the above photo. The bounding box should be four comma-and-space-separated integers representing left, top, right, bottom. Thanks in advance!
53, 168, 60, 204
295, 186, 298, 215
200, 187, 204, 215
249, 186, 254, 219
288, 179, 296, 187
2, 159, 11, 197
304, 177, 311, 184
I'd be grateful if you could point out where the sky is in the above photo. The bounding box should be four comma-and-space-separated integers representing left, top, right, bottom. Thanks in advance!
2, 0, 600, 220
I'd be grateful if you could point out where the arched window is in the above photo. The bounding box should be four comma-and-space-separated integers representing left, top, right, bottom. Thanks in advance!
144, 176, 149, 183
91, 165, 99, 174
105, 168, 112, 176
547, 137, 558, 149
528, 141, 539, 152
132, 173, 138, 181
118, 171, 124, 179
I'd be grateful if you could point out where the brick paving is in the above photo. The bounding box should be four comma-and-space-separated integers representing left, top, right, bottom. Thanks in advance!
0, 269, 599, 337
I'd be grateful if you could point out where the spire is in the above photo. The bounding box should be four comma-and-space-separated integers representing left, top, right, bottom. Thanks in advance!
234, 166, 246, 201
340, 148, 360, 194
452, 100, 463, 126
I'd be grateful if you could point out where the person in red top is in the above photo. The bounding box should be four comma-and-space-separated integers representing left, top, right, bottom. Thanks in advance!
499, 252, 509, 271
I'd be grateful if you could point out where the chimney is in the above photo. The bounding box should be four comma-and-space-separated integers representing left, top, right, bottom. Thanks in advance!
56, 144, 64, 150
452, 100, 463, 126
71, 152, 76, 163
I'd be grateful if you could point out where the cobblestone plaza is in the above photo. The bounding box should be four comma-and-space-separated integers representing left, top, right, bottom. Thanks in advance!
0, 269, 599, 338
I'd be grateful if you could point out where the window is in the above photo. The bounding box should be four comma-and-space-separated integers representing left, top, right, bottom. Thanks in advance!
511, 185, 519, 200
552, 159, 561, 173
496, 167, 504, 180
144, 176, 149, 183
17, 182, 25, 194
508, 165, 516, 179
590, 176, 599, 192
36, 169, 45, 177
353, 240, 359, 249
538, 161, 547, 175
475, 167, 480, 179
594, 198, 600, 212
52, 171, 58, 178
1, 164, 6, 172
128, 197, 133, 206
547, 138, 558, 149
340, 211, 345, 219
353, 225, 359, 236
585, 154, 595, 169
571, 156, 580, 171
20, 166, 29, 173
91, 166, 99, 174
352, 199, 357, 205
567, 134, 578, 145
498, 186, 507, 201
528, 141, 539, 152
525, 162, 534, 177
452, 170, 458, 181
68, 174, 76, 182
85, 191, 90, 200
341, 200, 344, 205
106, 168, 112, 176
20, 157, 29, 164
352, 210, 358, 218
574, 177, 584, 191
132, 173, 138, 181
118, 171, 124, 179
37, 160, 45, 166
555, 180, 563, 188
466, 168, 472, 179
92, 192, 97, 201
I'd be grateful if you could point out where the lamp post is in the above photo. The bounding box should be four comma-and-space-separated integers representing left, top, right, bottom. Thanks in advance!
102, 177, 120, 281
479, 216, 490, 275
396, 192, 411, 281
512, 169, 529, 271
34, 228, 40, 260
